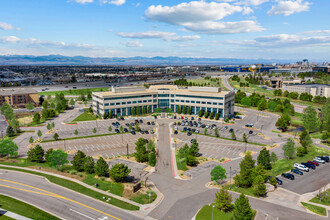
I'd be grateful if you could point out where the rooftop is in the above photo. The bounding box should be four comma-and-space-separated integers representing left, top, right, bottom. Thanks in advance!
0, 88, 38, 96
284, 84, 330, 88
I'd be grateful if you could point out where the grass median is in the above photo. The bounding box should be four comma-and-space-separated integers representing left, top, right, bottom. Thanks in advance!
0, 166, 139, 211
0, 194, 60, 220
41, 132, 129, 143
310, 189, 330, 206
196, 204, 256, 220
72, 111, 97, 122
301, 202, 327, 216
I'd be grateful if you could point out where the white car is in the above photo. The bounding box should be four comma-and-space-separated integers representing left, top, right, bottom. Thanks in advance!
313, 157, 325, 164
294, 163, 309, 172
206, 125, 210, 129
174, 126, 178, 130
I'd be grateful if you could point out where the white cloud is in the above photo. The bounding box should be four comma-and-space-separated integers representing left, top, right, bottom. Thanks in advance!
244, 0, 269, 6
183, 20, 264, 34
0, 22, 20, 30
145, 1, 243, 25
226, 34, 330, 47
102, 0, 126, 5
74, 0, 94, 4
302, 30, 330, 35
145, 1, 263, 35
0, 36, 20, 43
121, 41, 143, 47
117, 30, 201, 42
117, 31, 175, 39
267, 0, 310, 16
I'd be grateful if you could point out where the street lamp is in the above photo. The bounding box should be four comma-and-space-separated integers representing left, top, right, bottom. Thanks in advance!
209, 204, 215, 220
261, 124, 263, 134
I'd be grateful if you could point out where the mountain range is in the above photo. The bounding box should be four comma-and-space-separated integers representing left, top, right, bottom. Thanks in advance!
0, 55, 293, 65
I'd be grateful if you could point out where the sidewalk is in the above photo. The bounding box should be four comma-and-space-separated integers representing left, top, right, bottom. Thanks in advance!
300, 183, 330, 211
0, 209, 32, 220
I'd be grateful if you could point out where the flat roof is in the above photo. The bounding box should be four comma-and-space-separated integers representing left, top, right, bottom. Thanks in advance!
284, 84, 330, 88
93, 85, 232, 97
0, 88, 38, 96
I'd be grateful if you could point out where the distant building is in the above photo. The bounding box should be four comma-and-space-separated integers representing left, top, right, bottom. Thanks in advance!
0, 88, 39, 108
312, 66, 330, 73
282, 79, 305, 85
92, 85, 235, 118
263, 77, 282, 89
282, 84, 330, 97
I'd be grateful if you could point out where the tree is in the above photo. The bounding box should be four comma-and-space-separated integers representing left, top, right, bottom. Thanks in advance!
109, 163, 131, 182
320, 98, 330, 132
276, 113, 291, 131
0, 138, 18, 157
53, 133, 59, 141
71, 150, 86, 171
233, 194, 253, 220
234, 153, 255, 187
189, 140, 199, 157
214, 188, 233, 212
215, 112, 220, 120
321, 132, 329, 143
74, 129, 78, 135
176, 105, 181, 114
45, 148, 53, 163
269, 177, 277, 188
33, 112, 41, 124
27, 145, 44, 162
95, 157, 109, 177
257, 148, 272, 170
48, 149, 68, 170
302, 106, 319, 133
182, 105, 187, 114
147, 105, 151, 114
6, 126, 15, 137
282, 138, 296, 159
103, 112, 107, 119
270, 152, 278, 163
231, 130, 236, 140
185, 154, 198, 166
257, 98, 267, 111
69, 99, 75, 106
148, 148, 157, 167
93, 128, 97, 133
242, 133, 247, 143
188, 106, 192, 115
210, 166, 226, 183
26, 102, 35, 110
11, 119, 20, 134
29, 136, 34, 144
203, 127, 208, 135
37, 130, 42, 138
198, 110, 204, 117
51, 122, 55, 129
135, 138, 148, 162
204, 112, 209, 118
210, 112, 214, 119
253, 175, 267, 197
108, 126, 112, 132
135, 124, 141, 132
42, 100, 49, 109
84, 156, 95, 174
214, 128, 219, 137
47, 123, 52, 130
136, 106, 140, 115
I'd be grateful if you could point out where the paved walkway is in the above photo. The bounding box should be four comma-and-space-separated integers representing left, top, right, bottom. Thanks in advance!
0, 209, 32, 220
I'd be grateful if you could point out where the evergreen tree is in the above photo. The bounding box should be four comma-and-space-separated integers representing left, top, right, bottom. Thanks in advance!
270, 152, 278, 163
95, 157, 109, 177
135, 138, 148, 162
231, 130, 236, 140
148, 148, 157, 167
176, 105, 181, 114
74, 129, 78, 135
27, 145, 44, 162
47, 123, 52, 130
257, 148, 272, 170
84, 156, 95, 174
33, 113, 41, 124
242, 133, 247, 143
282, 138, 296, 159
233, 194, 253, 220
182, 105, 187, 114
215, 112, 220, 120
214, 128, 219, 137
147, 105, 151, 114
253, 175, 267, 197
29, 136, 34, 144
188, 106, 192, 115
276, 113, 291, 131
189, 140, 199, 157
302, 106, 319, 133
53, 133, 59, 141
198, 110, 204, 117
210, 112, 214, 119
45, 148, 53, 163
204, 127, 208, 135
204, 112, 209, 118
108, 126, 112, 132
93, 128, 97, 133
142, 106, 146, 115
71, 150, 86, 171
214, 188, 233, 212
136, 105, 140, 115
185, 154, 198, 166
234, 153, 255, 187
109, 163, 131, 182
6, 126, 15, 137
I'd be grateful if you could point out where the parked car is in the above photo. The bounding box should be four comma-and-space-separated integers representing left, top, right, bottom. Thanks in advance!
307, 161, 319, 166
154, 116, 157, 119
187, 128, 191, 132
115, 129, 120, 133
131, 131, 136, 135
245, 123, 254, 127
192, 128, 196, 132
229, 128, 234, 133
313, 157, 325, 164
150, 130, 154, 134
317, 156, 329, 163
139, 119, 143, 123
151, 121, 155, 125
294, 163, 309, 172
125, 123, 129, 127
145, 130, 149, 134
268, 176, 283, 185
191, 117, 194, 120
174, 130, 178, 135
120, 117, 124, 120
173, 122, 177, 125
224, 126, 228, 130
302, 162, 316, 170
174, 126, 178, 130
195, 129, 200, 133
249, 130, 253, 134
147, 121, 151, 125
124, 128, 128, 132
183, 127, 187, 132
190, 139, 196, 143
187, 132, 192, 136
281, 173, 295, 180
198, 118, 201, 122
291, 169, 303, 175
174, 116, 177, 119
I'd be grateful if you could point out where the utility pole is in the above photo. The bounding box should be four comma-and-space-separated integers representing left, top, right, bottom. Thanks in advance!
126, 144, 129, 158
230, 166, 232, 188
261, 124, 263, 134
64, 139, 66, 152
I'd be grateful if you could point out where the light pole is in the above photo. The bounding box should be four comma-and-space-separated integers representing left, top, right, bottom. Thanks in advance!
209, 204, 215, 220
261, 124, 263, 134
230, 166, 232, 188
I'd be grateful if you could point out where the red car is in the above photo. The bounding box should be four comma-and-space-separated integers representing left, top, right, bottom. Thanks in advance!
307, 161, 319, 166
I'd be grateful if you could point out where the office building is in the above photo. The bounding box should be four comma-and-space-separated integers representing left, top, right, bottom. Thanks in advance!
0, 88, 39, 108
93, 85, 235, 118
282, 84, 330, 97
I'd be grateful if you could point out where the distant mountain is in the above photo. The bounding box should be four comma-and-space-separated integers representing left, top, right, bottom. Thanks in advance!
0, 55, 292, 65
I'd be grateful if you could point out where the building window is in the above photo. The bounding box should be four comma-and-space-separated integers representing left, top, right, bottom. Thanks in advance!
207, 102, 211, 104
122, 102, 126, 105
202, 102, 206, 104
213, 102, 217, 105
153, 99, 157, 102
180, 100, 184, 103
143, 100, 147, 103
148, 100, 152, 102
110, 103, 115, 106
133, 101, 137, 104
186, 100, 190, 103
171, 94, 174, 97
171, 99, 174, 102
127, 101, 132, 104
196, 101, 200, 104
116, 102, 120, 105
138, 100, 142, 103
191, 101, 195, 103
105, 103, 109, 106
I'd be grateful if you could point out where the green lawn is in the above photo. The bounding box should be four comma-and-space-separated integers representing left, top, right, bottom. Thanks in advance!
196, 204, 256, 220
72, 112, 97, 122
223, 185, 255, 197
268, 145, 330, 176
310, 189, 330, 206
187, 78, 227, 90
130, 191, 157, 204
39, 87, 109, 96
176, 150, 188, 171
0, 215, 15, 220
83, 175, 124, 196
0, 194, 60, 220
0, 166, 139, 211
301, 202, 327, 216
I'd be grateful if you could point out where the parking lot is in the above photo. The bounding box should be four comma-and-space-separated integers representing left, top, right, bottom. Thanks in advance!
277, 160, 330, 194
43, 117, 157, 140
40, 132, 153, 159
174, 132, 262, 160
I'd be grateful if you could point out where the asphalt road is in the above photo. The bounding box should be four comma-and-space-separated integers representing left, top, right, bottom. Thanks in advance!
0, 170, 141, 220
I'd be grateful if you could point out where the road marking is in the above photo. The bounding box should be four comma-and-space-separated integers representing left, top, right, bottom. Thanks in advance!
70, 209, 95, 220
0, 179, 121, 220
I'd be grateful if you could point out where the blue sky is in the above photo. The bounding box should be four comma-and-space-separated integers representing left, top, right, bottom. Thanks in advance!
0, 0, 329, 60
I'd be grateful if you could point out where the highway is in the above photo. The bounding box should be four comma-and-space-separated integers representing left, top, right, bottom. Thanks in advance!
0, 170, 141, 220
